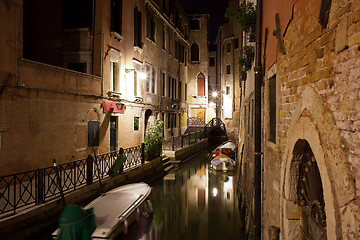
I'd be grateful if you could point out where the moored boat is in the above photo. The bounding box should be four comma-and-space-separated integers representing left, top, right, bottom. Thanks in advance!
211, 140, 236, 159
52, 182, 152, 240
211, 154, 235, 171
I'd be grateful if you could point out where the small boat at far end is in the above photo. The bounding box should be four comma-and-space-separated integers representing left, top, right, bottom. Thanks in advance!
211, 140, 236, 159
52, 182, 152, 240
211, 154, 235, 171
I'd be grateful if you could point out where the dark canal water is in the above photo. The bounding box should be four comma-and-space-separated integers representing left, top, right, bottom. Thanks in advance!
119, 151, 246, 240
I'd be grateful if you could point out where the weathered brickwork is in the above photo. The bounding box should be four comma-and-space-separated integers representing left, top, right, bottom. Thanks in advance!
277, 0, 360, 196
262, 0, 360, 238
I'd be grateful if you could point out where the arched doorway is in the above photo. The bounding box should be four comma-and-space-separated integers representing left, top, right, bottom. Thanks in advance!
144, 109, 153, 137
293, 140, 326, 239
281, 86, 356, 240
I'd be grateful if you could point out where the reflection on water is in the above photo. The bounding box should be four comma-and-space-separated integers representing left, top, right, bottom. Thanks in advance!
119, 152, 245, 240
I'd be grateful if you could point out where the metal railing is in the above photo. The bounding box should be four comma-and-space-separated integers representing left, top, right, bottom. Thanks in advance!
162, 130, 204, 151
0, 144, 144, 216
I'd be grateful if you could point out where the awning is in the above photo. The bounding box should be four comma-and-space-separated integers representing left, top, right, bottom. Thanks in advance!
103, 101, 125, 113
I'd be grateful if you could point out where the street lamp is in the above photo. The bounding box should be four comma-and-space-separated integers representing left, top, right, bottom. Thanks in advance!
211, 91, 218, 98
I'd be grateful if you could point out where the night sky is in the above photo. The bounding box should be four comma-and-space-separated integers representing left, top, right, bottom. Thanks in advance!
179, 0, 229, 43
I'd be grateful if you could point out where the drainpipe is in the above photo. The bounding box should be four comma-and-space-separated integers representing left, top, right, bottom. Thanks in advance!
254, 0, 263, 239
92, 0, 96, 75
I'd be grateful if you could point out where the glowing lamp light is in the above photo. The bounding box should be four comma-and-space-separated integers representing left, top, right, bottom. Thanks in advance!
213, 188, 217, 197
138, 72, 147, 80
212, 91, 218, 97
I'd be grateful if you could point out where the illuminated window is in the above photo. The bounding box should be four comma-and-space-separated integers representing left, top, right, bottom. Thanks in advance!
110, 61, 119, 92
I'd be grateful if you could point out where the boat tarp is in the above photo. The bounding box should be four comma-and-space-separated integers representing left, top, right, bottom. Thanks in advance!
56, 205, 95, 240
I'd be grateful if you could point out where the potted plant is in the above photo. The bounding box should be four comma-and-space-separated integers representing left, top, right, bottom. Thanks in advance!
144, 119, 165, 160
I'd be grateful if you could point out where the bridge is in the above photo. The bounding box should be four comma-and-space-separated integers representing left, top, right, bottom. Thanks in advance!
203, 118, 227, 138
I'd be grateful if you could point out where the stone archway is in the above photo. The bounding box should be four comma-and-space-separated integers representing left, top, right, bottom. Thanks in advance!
144, 109, 153, 137
280, 86, 356, 240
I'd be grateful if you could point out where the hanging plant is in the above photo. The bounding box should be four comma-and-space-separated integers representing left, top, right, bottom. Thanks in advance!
244, 45, 255, 62
238, 45, 254, 72
225, 2, 256, 33
240, 69, 247, 81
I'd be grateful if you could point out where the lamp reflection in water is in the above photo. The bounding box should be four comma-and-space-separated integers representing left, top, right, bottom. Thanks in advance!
212, 187, 218, 197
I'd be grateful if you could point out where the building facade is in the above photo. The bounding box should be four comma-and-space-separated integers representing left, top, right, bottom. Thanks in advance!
0, 0, 210, 175
186, 13, 211, 125
215, 0, 244, 141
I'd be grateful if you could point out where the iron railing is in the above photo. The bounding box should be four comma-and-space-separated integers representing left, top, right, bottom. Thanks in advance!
162, 130, 204, 151
0, 144, 144, 216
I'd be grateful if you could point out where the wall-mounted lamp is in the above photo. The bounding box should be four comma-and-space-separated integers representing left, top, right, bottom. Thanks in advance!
125, 68, 146, 80
115, 103, 125, 110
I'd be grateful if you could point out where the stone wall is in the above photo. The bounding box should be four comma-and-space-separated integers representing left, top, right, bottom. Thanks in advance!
261, 0, 360, 239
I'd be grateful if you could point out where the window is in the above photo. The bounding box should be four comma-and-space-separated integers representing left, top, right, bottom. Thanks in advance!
134, 7, 142, 48
190, 19, 200, 30
110, 116, 117, 151
191, 43, 199, 62
88, 121, 99, 147
167, 114, 171, 129
234, 38, 239, 49
197, 73, 205, 96
162, 0, 166, 12
111, 0, 122, 35
226, 86, 230, 95
162, 72, 166, 97
134, 116, 139, 131
180, 44, 185, 63
146, 13, 155, 42
110, 61, 119, 92
168, 76, 171, 98
178, 79, 182, 100
185, 83, 187, 101
168, 32, 172, 54
227, 42, 231, 53
172, 77, 176, 99
185, 51, 187, 66
162, 29, 166, 49
146, 65, 156, 94
269, 75, 277, 143
252, 99, 254, 136
209, 57, 215, 67
134, 71, 138, 96
226, 64, 231, 74
175, 40, 179, 60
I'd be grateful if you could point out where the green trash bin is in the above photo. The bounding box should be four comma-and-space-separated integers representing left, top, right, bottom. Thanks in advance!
56, 205, 95, 240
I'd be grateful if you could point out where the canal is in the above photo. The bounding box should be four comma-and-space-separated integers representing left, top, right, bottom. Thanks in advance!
119, 151, 246, 240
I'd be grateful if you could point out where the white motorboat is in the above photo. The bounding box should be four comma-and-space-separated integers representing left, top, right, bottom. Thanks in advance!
52, 182, 152, 240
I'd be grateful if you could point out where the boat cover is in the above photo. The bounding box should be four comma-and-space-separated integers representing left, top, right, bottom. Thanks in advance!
211, 154, 235, 171
56, 205, 95, 240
